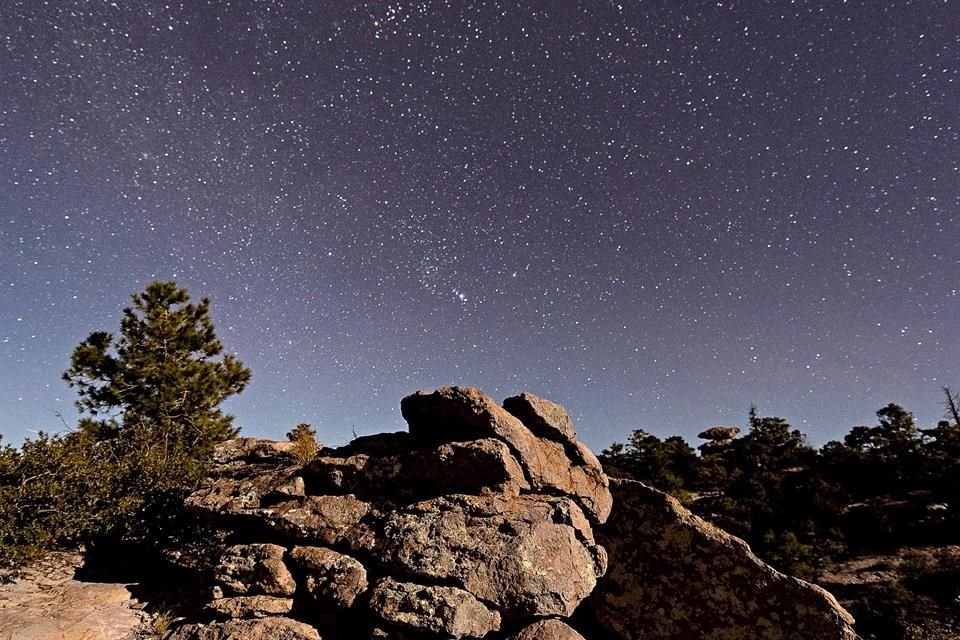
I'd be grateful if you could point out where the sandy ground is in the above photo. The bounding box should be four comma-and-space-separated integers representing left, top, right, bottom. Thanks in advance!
0, 552, 153, 640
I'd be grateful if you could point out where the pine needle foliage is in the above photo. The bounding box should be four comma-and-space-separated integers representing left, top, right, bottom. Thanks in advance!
0, 282, 250, 572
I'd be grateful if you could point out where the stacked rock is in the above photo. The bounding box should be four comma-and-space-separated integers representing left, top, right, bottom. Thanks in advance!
696, 425, 740, 453
171, 387, 610, 640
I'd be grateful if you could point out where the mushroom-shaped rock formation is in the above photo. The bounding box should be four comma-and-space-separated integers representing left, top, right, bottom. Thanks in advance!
697, 426, 741, 440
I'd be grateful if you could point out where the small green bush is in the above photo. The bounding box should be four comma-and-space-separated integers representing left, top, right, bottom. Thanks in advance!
287, 423, 319, 465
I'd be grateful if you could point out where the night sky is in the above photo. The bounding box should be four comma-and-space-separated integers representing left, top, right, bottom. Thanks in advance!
2, 1, 958, 452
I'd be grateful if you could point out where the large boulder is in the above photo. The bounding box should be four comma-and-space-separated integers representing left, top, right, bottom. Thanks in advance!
502, 392, 578, 443
584, 479, 859, 640
289, 546, 368, 609
214, 544, 296, 598
369, 578, 501, 638
375, 494, 603, 620
255, 494, 376, 549
401, 387, 612, 523
304, 437, 529, 501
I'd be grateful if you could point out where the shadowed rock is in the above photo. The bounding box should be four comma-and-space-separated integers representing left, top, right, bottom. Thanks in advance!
584, 479, 858, 640
186, 439, 305, 520
369, 577, 501, 638
503, 392, 578, 444
215, 544, 296, 597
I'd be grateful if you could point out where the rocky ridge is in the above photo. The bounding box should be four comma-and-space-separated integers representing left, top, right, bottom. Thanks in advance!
174, 387, 606, 639
168, 386, 858, 640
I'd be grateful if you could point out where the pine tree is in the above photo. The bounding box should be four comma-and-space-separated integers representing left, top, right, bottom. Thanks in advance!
63, 281, 251, 458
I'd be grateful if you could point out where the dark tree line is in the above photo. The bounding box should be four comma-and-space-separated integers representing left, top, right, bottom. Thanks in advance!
600, 391, 960, 638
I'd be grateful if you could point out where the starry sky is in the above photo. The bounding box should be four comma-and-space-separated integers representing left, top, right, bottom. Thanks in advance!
1, 0, 958, 452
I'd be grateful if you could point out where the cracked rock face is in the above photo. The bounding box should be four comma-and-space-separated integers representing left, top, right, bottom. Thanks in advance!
176, 387, 854, 640
289, 546, 368, 609
375, 494, 603, 620
401, 387, 613, 524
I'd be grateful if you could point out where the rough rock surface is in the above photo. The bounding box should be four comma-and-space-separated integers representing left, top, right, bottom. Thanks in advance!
257, 494, 375, 548
167, 617, 322, 640
401, 387, 612, 523
584, 478, 859, 640
208, 595, 294, 619
180, 387, 609, 639
510, 619, 587, 640
186, 438, 305, 518
376, 494, 603, 619
289, 545, 368, 609
304, 437, 529, 500
215, 544, 297, 597
503, 392, 578, 443
0, 552, 148, 640
369, 577, 501, 638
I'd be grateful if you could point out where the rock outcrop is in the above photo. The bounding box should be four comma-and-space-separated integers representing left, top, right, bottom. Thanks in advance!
173, 387, 857, 640
177, 387, 609, 639
583, 478, 858, 640
696, 425, 741, 453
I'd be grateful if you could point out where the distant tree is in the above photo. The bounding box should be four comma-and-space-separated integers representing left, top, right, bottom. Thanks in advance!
599, 429, 698, 495
825, 404, 923, 496
693, 408, 842, 577
920, 388, 960, 507
942, 387, 960, 427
